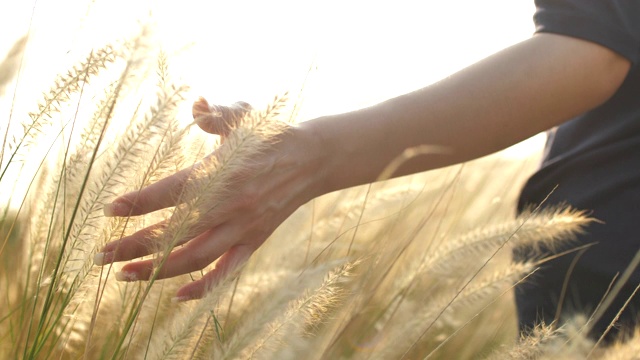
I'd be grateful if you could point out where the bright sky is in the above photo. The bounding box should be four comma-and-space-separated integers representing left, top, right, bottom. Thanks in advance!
0, 0, 541, 206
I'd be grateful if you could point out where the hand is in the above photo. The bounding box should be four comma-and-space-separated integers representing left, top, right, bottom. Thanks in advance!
95, 97, 326, 301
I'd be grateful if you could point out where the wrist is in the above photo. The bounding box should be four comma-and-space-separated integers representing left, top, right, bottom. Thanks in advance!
293, 118, 337, 198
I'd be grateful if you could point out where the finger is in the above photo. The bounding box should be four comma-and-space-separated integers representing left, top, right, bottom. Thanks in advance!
103, 164, 198, 217
192, 97, 252, 137
94, 221, 167, 265
100, 190, 242, 267
94, 220, 211, 265
174, 245, 253, 301
115, 223, 240, 281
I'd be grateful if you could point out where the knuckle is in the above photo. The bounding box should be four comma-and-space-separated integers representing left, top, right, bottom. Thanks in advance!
236, 187, 261, 210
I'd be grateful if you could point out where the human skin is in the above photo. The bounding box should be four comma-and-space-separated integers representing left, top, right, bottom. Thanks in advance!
96, 33, 631, 301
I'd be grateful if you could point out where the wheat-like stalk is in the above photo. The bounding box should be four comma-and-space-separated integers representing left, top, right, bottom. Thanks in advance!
56, 49, 190, 358
7, 43, 129, 360
598, 326, 640, 360
1, 44, 119, 185
147, 274, 236, 360
214, 262, 339, 360
0, 35, 27, 94
61, 79, 187, 277
488, 322, 559, 360
374, 262, 536, 360
0, 35, 28, 172
63, 82, 121, 204
6, 10, 638, 359
242, 260, 356, 359
58, 58, 187, 317
425, 207, 592, 275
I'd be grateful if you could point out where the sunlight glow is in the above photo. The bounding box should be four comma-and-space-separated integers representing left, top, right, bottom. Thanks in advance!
1, 0, 542, 207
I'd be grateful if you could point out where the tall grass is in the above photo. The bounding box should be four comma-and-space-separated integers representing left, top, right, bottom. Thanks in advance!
1, 30, 639, 360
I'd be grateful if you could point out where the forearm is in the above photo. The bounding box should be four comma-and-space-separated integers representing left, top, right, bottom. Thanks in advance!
302, 33, 630, 194
98, 34, 631, 295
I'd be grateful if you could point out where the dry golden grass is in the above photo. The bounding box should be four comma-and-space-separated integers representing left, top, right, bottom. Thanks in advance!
2, 23, 640, 360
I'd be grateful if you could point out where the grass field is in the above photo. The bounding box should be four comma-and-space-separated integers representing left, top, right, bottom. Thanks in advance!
2, 2, 640, 359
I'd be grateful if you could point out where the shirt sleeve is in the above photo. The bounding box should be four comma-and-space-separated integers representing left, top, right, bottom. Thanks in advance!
534, 0, 640, 65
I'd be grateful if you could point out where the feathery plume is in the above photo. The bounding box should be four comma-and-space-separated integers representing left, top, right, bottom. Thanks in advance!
243, 261, 356, 359
425, 206, 592, 275
375, 262, 536, 360
2, 43, 119, 185
216, 261, 342, 359
488, 323, 559, 360
147, 268, 239, 360
599, 326, 640, 360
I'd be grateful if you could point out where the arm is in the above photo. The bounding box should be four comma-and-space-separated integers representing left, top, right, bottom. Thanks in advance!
97, 33, 630, 300
306, 33, 630, 194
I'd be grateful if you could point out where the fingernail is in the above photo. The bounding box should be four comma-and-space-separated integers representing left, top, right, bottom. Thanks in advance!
171, 296, 191, 303
103, 202, 129, 217
115, 271, 138, 282
93, 252, 113, 266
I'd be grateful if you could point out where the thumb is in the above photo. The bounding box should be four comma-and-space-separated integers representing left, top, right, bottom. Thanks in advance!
192, 97, 252, 137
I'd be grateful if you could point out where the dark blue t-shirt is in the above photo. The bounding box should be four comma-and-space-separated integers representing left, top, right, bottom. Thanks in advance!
515, 0, 640, 337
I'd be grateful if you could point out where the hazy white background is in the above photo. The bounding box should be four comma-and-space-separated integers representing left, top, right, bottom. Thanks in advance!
0, 0, 541, 206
